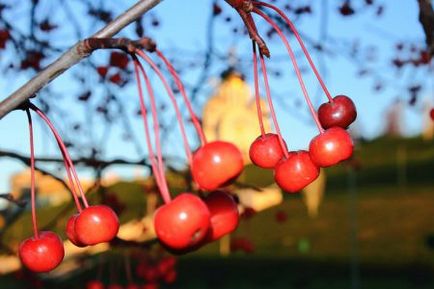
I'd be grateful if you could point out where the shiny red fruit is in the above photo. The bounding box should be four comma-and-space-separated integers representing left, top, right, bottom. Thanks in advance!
75, 205, 119, 245
274, 151, 320, 193
66, 214, 86, 247
204, 191, 239, 241
18, 231, 65, 273
249, 133, 286, 169
430, 108, 434, 121
318, 95, 357, 129
192, 141, 244, 191
154, 193, 210, 250
157, 256, 177, 275
86, 280, 105, 289
309, 127, 354, 167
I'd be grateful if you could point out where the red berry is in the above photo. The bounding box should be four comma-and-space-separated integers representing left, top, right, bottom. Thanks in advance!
154, 193, 210, 250
192, 141, 244, 191
249, 133, 286, 169
318, 95, 357, 129
97, 66, 109, 78
86, 280, 105, 289
18, 231, 65, 273
274, 151, 319, 193
309, 127, 353, 167
430, 108, 434, 121
157, 256, 176, 275
204, 191, 239, 241
109, 51, 129, 69
75, 205, 119, 245
66, 214, 87, 247
163, 269, 177, 284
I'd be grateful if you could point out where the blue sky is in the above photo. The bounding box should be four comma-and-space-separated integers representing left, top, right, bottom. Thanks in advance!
0, 0, 432, 198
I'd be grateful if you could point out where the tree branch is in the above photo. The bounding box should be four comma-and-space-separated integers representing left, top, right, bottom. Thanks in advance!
418, 0, 434, 55
0, 0, 163, 119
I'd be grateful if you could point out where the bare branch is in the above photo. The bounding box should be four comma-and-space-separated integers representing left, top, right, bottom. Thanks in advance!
418, 0, 434, 55
0, 0, 163, 119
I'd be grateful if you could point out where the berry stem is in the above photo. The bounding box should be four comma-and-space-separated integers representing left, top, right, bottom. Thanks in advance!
258, 51, 290, 158
133, 57, 171, 204
135, 49, 193, 165
252, 41, 266, 137
253, 1, 334, 103
254, 8, 324, 133
25, 109, 38, 239
30, 104, 90, 207
155, 49, 207, 146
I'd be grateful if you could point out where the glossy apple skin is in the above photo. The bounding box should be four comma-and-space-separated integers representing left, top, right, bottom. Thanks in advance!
204, 191, 239, 241
18, 231, 65, 273
192, 141, 244, 191
318, 95, 357, 129
274, 151, 320, 193
66, 214, 87, 247
75, 205, 119, 245
430, 108, 434, 121
309, 127, 353, 167
249, 133, 286, 169
154, 193, 211, 250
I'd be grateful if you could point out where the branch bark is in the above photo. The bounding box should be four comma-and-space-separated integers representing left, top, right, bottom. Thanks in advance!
0, 0, 163, 119
418, 0, 434, 55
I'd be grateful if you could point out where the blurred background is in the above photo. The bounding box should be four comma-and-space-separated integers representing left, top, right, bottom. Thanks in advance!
0, 0, 433, 288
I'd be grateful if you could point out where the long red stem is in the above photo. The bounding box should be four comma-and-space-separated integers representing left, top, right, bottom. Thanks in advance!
25, 109, 38, 239
135, 49, 193, 165
31, 105, 90, 207
253, 2, 334, 103
254, 8, 324, 133
252, 41, 266, 137
155, 49, 207, 146
258, 52, 290, 158
133, 59, 164, 194
133, 57, 171, 204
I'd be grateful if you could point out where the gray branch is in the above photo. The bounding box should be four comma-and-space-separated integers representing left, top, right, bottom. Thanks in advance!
0, 0, 163, 119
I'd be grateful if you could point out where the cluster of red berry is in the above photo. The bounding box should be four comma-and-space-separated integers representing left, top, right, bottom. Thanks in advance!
19, 104, 119, 273
246, 2, 357, 192
85, 255, 177, 289
131, 48, 242, 252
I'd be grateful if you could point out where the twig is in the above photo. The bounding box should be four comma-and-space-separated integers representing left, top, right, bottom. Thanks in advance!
0, 0, 163, 119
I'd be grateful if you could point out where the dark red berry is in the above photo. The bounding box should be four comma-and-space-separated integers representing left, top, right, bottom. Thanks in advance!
274, 151, 319, 193
19, 231, 65, 273
249, 133, 286, 169
192, 141, 244, 191
318, 95, 357, 129
154, 193, 210, 250
309, 127, 353, 167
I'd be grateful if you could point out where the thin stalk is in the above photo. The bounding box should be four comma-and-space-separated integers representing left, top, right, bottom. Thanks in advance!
253, 1, 334, 102
258, 52, 289, 158
25, 109, 38, 239
252, 41, 266, 137
30, 104, 90, 207
133, 57, 171, 204
135, 49, 193, 165
155, 49, 207, 145
254, 8, 324, 133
